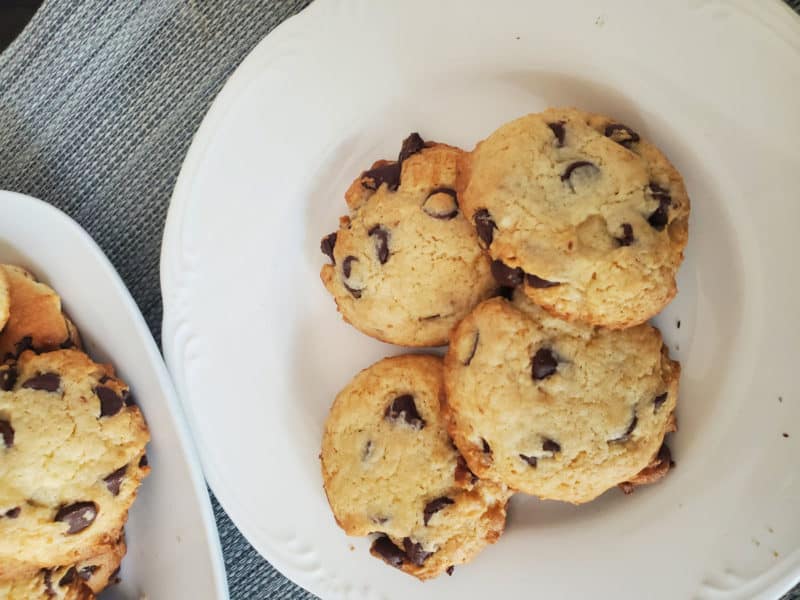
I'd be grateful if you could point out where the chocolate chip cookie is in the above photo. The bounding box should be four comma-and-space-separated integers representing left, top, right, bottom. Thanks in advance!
443, 292, 679, 504
0, 265, 82, 360
458, 107, 690, 328
320, 134, 496, 346
320, 354, 510, 579
0, 349, 149, 577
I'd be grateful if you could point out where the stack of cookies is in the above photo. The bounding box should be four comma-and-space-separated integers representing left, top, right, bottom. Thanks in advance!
0, 265, 150, 599
319, 107, 689, 579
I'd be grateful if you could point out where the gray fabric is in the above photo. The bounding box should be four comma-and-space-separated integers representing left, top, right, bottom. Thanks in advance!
0, 1, 798, 598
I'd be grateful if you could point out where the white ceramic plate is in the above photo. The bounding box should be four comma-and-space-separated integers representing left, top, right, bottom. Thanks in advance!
160, 1, 800, 598
0, 191, 228, 599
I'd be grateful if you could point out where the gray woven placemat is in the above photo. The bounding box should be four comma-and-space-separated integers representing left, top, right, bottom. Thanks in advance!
0, 1, 798, 599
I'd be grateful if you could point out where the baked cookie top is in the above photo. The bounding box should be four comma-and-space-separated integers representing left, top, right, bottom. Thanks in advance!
320, 134, 496, 347
458, 107, 689, 328
0, 350, 149, 576
443, 293, 679, 504
321, 354, 510, 579
0, 265, 82, 360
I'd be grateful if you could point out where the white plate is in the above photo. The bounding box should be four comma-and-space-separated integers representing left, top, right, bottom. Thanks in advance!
0, 191, 228, 599
160, 1, 800, 598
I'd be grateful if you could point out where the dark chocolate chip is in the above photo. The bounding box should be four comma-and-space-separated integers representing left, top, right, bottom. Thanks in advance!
520, 454, 538, 467
561, 161, 599, 190
491, 260, 524, 287
342, 255, 357, 278
4, 506, 20, 518
455, 455, 478, 485
532, 348, 558, 380
398, 133, 425, 163
77, 565, 99, 581
371, 535, 405, 568
446, 566, 455, 576
95, 386, 124, 418
22, 372, 60, 392
604, 123, 640, 147
463, 331, 479, 366
14, 336, 33, 357
525, 273, 560, 288
647, 206, 669, 230
481, 437, 492, 454
368, 225, 390, 264
653, 392, 668, 413
43, 569, 54, 595
361, 162, 401, 191
385, 394, 426, 430
139, 454, 148, 468
497, 286, 515, 300
610, 414, 638, 443
616, 223, 635, 247
103, 465, 127, 496
423, 497, 454, 525
0, 419, 13, 448
403, 537, 432, 566
474, 209, 497, 246
320, 232, 337, 264
343, 283, 362, 299
646, 182, 672, 231
122, 389, 135, 406
548, 121, 566, 147
55, 501, 98, 534
58, 567, 77, 587
0, 365, 16, 391
542, 438, 561, 453
422, 188, 459, 220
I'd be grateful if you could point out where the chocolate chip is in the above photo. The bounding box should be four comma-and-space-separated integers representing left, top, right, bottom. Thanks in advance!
604, 123, 640, 147
422, 188, 459, 219
423, 497, 454, 525
103, 465, 127, 496
55, 501, 97, 534
320, 232, 337, 264
0, 365, 16, 391
610, 414, 638, 443
22, 372, 60, 392
616, 223, 634, 246
59, 335, 76, 350
398, 132, 425, 163
474, 209, 497, 246
519, 454, 537, 467
139, 454, 148, 468
14, 336, 33, 357
542, 438, 561, 453
385, 394, 426, 430
77, 565, 99, 581
342, 255, 357, 278
653, 392, 668, 413
4, 507, 20, 518
109, 566, 121, 585
361, 162, 402, 191
0, 419, 13, 448
371, 535, 405, 568
532, 348, 558, 380
497, 286, 514, 300
95, 386, 124, 417
481, 438, 492, 454
561, 161, 599, 191
58, 567, 77, 587
403, 538, 432, 566
123, 389, 134, 406
455, 455, 478, 485
463, 331, 479, 366
491, 260, 524, 287
368, 225, 390, 264
446, 566, 455, 576
525, 273, 560, 288
343, 283, 362, 299
43, 569, 54, 595
646, 182, 672, 231
548, 121, 566, 147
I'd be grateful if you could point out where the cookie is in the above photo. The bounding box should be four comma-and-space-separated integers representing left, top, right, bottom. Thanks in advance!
0, 569, 94, 599
0, 267, 9, 332
443, 292, 679, 504
320, 354, 510, 580
0, 265, 82, 360
0, 349, 150, 577
320, 134, 496, 347
457, 107, 690, 328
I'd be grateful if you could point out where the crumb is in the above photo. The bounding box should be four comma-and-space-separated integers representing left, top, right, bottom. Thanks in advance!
594, 15, 605, 26
773, 551, 780, 558
515, 36, 520, 40
676, 320, 681, 329
782, 433, 789, 438
768, 527, 774, 533
778, 396, 783, 403
349, 544, 355, 552
675, 344, 680, 351
752, 538, 761, 547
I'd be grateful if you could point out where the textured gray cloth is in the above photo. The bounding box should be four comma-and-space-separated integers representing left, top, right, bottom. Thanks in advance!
0, 1, 798, 599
